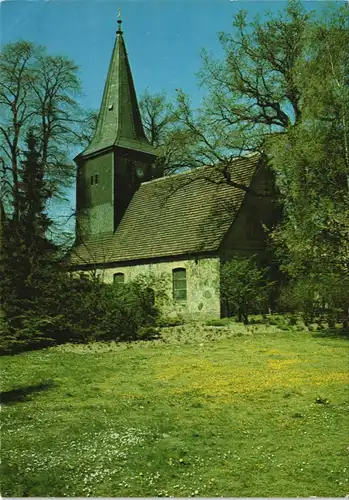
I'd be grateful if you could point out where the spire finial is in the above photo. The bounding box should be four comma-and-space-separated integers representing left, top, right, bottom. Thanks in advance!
117, 8, 123, 34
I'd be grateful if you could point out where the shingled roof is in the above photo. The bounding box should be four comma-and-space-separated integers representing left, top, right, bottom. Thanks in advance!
70, 153, 262, 266
77, 20, 155, 160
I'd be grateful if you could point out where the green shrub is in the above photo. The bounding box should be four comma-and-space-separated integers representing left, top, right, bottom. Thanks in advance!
137, 326, 161, 341
0, 274, 160, 354
288, 315, 297, 326
221, 256, 274, 324
0, 313, 64, 355
57, 277, 160, 343
205, 318, 232, 327
248, 314, 266, 324
279, 274, 349, 328
157, 316, 184, 327
279, 324, 291, 331
96, 281, 159, 342
269, 315, 287, 327
279, 279, 321, 324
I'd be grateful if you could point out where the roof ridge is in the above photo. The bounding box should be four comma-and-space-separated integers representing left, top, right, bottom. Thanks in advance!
142, 152, 260, 186
70, 150, 264, 266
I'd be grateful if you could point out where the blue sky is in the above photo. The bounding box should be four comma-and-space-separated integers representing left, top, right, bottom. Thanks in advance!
1, 0, 336, 111
0, 0, 341, 235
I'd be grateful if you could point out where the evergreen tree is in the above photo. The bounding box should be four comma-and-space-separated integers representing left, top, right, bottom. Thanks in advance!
1, 129, 57, 329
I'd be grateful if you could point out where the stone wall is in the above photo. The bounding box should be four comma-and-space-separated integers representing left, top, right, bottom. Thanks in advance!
95, 256, 221, 319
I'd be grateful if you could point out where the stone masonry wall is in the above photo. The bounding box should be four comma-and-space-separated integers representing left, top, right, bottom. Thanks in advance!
95, 256, 221, 319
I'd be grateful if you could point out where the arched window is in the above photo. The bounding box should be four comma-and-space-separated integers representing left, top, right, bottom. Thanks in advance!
172, 268, 187, 301
113, 272, 125, 286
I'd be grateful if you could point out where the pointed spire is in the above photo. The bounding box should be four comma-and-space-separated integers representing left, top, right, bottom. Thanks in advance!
80, 15, 156, 159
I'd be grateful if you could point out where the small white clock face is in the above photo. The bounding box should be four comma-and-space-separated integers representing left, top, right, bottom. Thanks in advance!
136, 166, 144, 178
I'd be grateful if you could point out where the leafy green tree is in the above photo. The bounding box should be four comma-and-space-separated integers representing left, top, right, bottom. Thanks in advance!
174, 0, 348, 218
269, 5, 349, 273
268, 5, 349, 325
220, 256, 272, 324
173, 0, 348, 321
0, 128, 161, 353
174, 0, 311, 164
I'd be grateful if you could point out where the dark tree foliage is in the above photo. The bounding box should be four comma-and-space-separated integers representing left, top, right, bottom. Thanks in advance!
1, 130, 58, 330
0, 131, 159, 354
220, 256, 273, 324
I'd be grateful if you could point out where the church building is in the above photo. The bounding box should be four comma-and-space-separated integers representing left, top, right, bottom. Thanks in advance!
70, 19, 275, 319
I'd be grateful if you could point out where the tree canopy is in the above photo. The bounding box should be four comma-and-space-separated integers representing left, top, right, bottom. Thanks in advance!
0, 40, 95, 217
172, 1, 348, 280
139, 89, 202, 175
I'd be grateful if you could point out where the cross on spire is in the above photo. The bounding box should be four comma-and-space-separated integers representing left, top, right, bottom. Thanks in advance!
117, 8, 122, 33
77, 11, 156, 159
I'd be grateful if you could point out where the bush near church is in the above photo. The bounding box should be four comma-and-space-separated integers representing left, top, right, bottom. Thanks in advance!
279, 274, 349, 329
0, 274, 160, 355
220, 256, 273, 324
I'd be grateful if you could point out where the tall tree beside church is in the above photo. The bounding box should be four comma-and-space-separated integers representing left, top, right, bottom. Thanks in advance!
1, 129, 57, 327
174, 0, 310, 163
269, 4, 349, 277
269, 4, 349, 325
140, 90, 175, 148
139, 90, 205, 175
174, 1, 348, 297
0, 40, 93, 218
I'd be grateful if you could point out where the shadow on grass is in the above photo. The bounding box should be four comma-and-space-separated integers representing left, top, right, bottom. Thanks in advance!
312, 328, 349, 341
0, 380, 56, 405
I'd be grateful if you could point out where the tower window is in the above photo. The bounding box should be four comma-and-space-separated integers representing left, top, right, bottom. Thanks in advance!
90, 174, 99, 186
113, 272, 125, 286
172, 268, 187, 301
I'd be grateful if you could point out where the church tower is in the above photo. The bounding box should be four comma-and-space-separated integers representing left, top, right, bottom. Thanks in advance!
75, 17, 157, 241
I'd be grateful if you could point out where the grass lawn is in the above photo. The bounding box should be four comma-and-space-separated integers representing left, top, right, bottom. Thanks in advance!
1, 325, 348, 497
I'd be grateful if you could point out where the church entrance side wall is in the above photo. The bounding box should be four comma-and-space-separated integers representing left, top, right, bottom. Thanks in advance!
95, 256, 221, 320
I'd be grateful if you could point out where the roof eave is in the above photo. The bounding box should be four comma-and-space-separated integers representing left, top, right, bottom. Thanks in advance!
69, 249, 221, 269
74, 142, 157, 163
